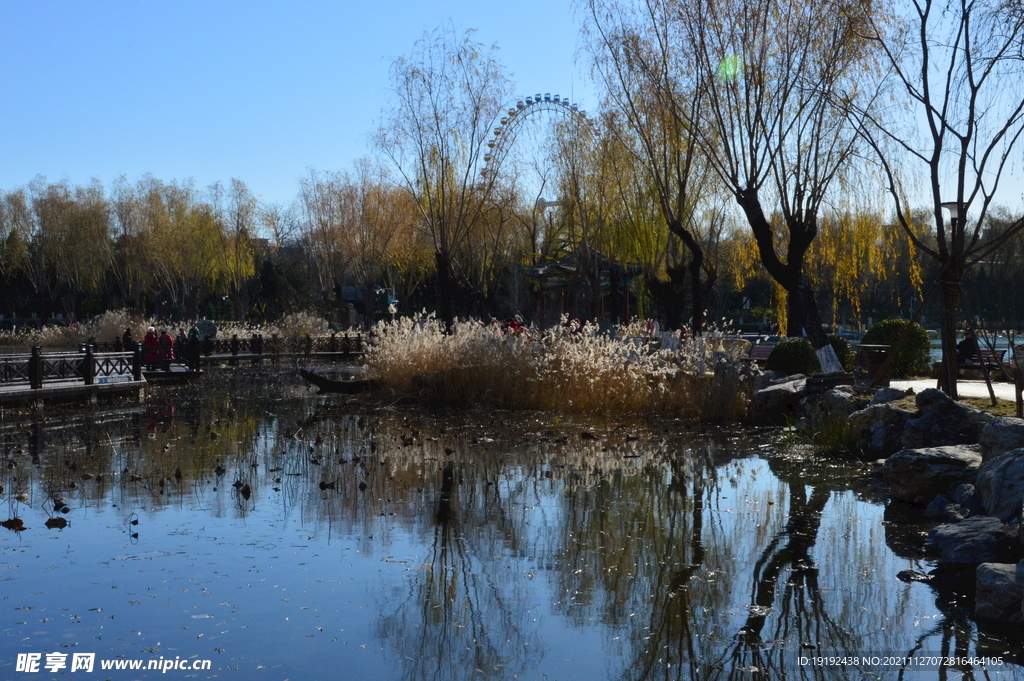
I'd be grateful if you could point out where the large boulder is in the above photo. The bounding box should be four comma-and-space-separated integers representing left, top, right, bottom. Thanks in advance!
924, 484, 986, 523
975, 563, 1024, 624
952, 483, 985, 516
924, 494, 970, 523
816, 385, 870, 418
979, 417, 1024, 461
881, 444, 983, 504
900, 389, 992, 449
869, 386, 911, 406
750, 377, 806, 421
925, 516, 1014, 564
848, 403, 915, 457
976, 447, 1024, 523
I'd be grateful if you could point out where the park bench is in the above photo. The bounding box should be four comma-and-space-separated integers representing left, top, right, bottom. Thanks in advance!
956, 348, 1007, 380
745, 344, 775, 363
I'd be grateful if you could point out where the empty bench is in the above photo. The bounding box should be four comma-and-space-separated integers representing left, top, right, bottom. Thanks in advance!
744, 345, 775, 363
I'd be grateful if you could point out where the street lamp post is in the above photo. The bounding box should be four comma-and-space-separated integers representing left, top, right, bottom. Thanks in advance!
939, 202, 962, 398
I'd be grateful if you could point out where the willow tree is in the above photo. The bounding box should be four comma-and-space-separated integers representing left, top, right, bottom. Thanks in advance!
213, 178, 259, 319
804, 208, 924, 327
585, 0, 715, 334
854, 0, 1024, 398
676, 0, 881, 372
299, 169, 358, 308
347, 159, 424, 321
0, 189, 31, 314
549, 111, 621, 319
376, 24, 515, 329
28, 178, 112, 319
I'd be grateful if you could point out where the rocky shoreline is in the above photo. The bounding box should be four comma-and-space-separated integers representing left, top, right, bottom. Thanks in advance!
750, 370, 1024, 630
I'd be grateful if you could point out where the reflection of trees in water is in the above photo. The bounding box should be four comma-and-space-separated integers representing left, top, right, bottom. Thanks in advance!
544, 441, 925, 681
6, 382, 1017, 679
374, 460, 545, 681
723, 483, 846, 681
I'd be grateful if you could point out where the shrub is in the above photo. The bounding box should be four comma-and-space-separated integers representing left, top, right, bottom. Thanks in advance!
765, 338, 818, 375
860, 319, 931, 378
827, 334, 856, 372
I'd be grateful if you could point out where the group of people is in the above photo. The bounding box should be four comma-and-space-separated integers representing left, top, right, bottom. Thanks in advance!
488, 315, 536, 339
140, 324, 202, 370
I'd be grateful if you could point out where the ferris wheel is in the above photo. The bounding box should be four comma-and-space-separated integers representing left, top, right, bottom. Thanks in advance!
481, 92, 592, 179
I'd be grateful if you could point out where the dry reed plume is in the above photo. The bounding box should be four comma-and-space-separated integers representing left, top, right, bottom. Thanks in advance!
365, 314, 751, 419
0, 309, 332, 349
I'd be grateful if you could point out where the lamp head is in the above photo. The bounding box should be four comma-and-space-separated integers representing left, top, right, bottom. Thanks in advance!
940, 202, 961, 220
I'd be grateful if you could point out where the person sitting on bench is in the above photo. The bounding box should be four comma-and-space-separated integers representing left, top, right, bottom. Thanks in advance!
956, 326, 979, 363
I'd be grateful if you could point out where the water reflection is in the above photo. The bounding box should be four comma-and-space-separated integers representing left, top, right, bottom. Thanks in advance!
0, 369, 1021, 680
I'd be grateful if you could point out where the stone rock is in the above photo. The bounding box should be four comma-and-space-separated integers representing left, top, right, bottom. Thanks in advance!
870, 386, 911, 406
750, 377, 807, 421
979, 417, 1024, 461
715, 356, 767, 391
951, 483, 985, 517
817, 385, 870, 418
976, 448, 1024, 523
900, 389, 993, 449
769, 372, 804, 385
925, 516, 1013, 564
881, 444, 982, 504
848, 403, 915, 457
896, 569, 933, 583
975, 563, 1024, 624
924, 494, 969, 523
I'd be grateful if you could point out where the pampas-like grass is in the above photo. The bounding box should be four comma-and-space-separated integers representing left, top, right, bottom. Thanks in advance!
0, 309, 333, 349
365, 313, 751, 419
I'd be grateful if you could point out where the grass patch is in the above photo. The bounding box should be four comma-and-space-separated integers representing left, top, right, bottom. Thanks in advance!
796, 411, 860, 455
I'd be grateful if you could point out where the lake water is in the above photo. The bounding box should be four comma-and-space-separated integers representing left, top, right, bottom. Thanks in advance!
1, 367, 1021, 680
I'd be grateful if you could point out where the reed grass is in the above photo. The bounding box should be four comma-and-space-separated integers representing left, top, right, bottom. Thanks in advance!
0, 308, 331, 349
364, 314, 751, 419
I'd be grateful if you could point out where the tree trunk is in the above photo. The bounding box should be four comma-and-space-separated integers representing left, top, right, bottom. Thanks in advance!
786, 291, 805, 339
797, 284, 843, 373
939, 277, 962, 399
435, 251, 455, 332
669, 221, 705, 335
734, 190, 842, 372
645, 266, 687, 330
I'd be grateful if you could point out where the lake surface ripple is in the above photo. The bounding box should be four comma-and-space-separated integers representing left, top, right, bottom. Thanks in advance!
1, 368, 1021, 680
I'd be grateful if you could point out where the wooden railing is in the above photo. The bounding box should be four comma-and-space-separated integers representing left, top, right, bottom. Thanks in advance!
83, 333, 362, 357
0, 346, 142, 389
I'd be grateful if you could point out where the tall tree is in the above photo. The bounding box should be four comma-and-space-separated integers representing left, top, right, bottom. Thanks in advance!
376, 24, 515, 329
584, 0, 714, 334
28, 178, 112, 319
674, 0, 881, 371
0, 189, 32, 314
299, 168, 358, 310
855, 0, 1024, 397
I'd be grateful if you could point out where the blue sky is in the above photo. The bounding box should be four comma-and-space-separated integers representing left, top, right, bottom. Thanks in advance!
0, 1, 592, 207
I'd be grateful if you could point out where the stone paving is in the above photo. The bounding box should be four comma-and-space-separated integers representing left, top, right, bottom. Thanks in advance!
891, 378, 1018, 402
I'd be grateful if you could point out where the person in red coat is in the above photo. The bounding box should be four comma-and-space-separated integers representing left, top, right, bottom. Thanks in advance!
144, 327, 158, 368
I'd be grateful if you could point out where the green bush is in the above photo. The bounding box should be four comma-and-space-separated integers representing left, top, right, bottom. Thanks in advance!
765, 338, 819, 375
859, 319, 931, 378
827, 334, 856, 372
764, 335, 855, 375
